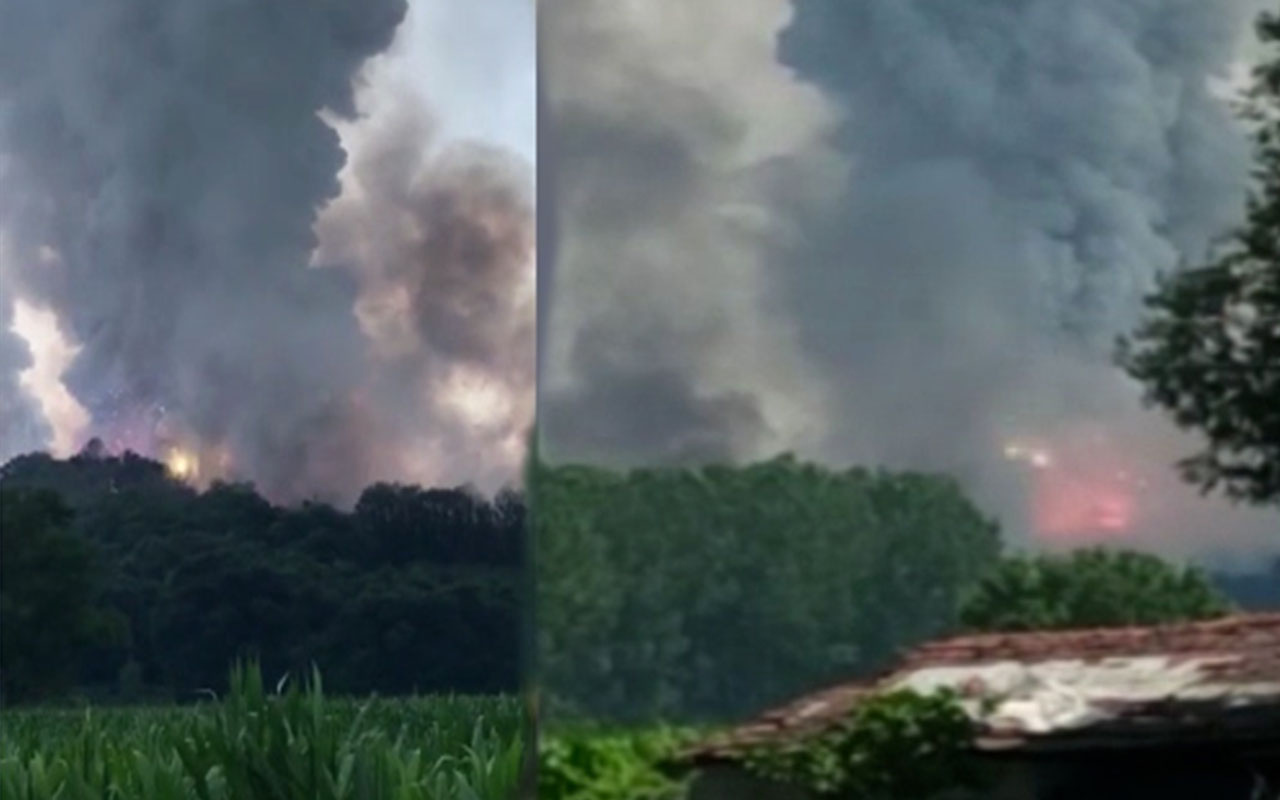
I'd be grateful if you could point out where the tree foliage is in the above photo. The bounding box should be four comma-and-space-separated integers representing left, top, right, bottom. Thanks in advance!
534, 454, 1003, 721
538, 725, 698, 800
740, 691, 977, 800
1117, 12, 1280, 505
0, 489, 117, 702
0, 449, 524, 704
959, 548, 1232, 633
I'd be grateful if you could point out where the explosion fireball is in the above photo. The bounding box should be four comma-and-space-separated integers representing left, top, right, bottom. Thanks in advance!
165, 447, 196, 481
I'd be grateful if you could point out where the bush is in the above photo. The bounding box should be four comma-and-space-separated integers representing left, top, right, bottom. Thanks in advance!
960, 548, 1233, 632
740, 690, 978, 800
538, 725, 701, 800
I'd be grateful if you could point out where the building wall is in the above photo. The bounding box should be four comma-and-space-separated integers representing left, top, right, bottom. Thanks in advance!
1027, 751, 1276, 800
686, 752, 1280, 800
687, 765, 814, 800
686, 761, 1034, 800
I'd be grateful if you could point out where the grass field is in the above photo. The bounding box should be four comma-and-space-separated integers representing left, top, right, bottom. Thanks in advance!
0, 665, 525, 800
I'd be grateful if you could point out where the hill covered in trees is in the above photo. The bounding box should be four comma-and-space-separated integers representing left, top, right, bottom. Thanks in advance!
0, 445, 525, 705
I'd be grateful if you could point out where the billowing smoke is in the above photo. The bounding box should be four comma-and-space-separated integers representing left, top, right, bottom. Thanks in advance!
540, 0, 1278, 562
315, 97, 534, 493
540, 0, 844, 466
775, 0, 1277, 561
0, 0, 534, 504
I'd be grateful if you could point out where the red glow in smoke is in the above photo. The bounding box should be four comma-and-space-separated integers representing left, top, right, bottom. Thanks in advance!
1033, 472, 1135, 540
1010, 427, 1146, 543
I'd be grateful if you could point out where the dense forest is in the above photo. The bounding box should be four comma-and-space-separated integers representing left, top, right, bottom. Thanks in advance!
534, 455, 1003, 721
533, 454, 1276, 723
5, 443, 1275, 716
0, 442, 525, 706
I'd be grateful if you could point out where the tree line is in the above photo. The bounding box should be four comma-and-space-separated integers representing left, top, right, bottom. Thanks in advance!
3, 445, 1273, 716
0, 443, 525, 706
533, 454, 1263, 723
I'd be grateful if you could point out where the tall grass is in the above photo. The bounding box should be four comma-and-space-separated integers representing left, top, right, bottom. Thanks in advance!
0, 663, 524, 800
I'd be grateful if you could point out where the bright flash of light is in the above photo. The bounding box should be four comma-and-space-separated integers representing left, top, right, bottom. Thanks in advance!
9, 298, 89, 455
1002, 440, 1053, 469
442, 366, 513, 430
166, 447, 198, 481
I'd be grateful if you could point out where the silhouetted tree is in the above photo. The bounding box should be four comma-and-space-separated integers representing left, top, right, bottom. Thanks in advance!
0, 449, 524, 702
1118, 12, 1280, 505
0, 489, 117, 702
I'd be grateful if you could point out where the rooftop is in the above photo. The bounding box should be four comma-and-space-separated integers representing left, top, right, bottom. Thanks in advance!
685, 613, 1280, 764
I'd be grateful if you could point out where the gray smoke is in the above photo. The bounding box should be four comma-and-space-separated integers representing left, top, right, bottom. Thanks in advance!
540, 0, 844, 467
776, 0, 1276, 560
540, 0, 1278, 561
0, 0, 404, 499
314, 98, 535, 493
777, 0, 1253, 450
0, 0, 533, 503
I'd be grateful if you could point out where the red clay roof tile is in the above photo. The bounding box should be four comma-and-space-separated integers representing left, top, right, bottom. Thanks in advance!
681, 614, 1280, 764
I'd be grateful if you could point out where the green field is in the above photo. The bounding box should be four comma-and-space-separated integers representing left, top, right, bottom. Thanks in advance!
0, 666, 525, 800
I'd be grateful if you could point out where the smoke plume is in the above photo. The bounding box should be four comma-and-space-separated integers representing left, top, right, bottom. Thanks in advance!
540, 0, 1278, 562
315, 96, 534, 493
0, 1, 533, 504
540, 0, 844, 466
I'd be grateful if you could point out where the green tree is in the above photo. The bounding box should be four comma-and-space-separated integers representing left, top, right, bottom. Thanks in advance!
535, 455, 1003, 721
0, 489, 110, 702
1, 448, 525, 700
1117, 12, 1280, 505
959, 548, 1232, 633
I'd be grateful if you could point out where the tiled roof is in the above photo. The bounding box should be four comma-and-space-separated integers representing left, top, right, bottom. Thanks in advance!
683, 614, 1280, 765
897, 613, 1280, 681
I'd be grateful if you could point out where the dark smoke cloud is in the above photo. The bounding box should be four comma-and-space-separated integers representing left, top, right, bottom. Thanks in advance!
0, 0, 406, 501
540, 0, 1278, 562
0, 1, 534, 503
774, 0, 1275, 559
553, 315, 769, 466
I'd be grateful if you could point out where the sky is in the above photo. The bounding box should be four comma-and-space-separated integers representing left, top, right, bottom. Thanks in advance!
1, 0, 534, 504
538, 0, 1278, 567
390, 0, 535, 166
